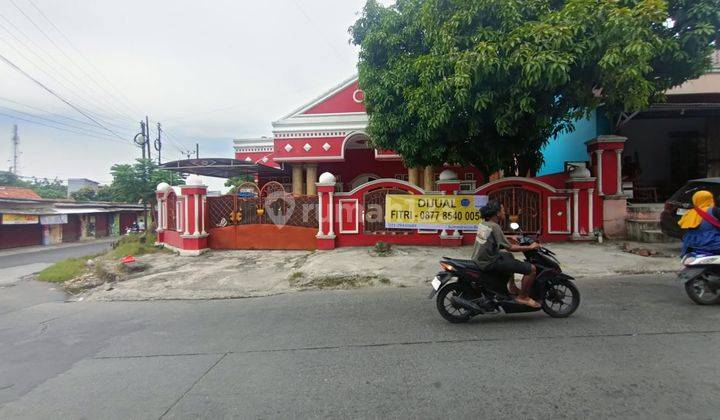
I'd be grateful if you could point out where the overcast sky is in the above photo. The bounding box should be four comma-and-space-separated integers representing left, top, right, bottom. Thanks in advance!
0, 0, 387, 190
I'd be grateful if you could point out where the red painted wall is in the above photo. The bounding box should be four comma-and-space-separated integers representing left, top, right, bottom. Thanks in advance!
302, 80, 366, 115
319, 149, 407, 191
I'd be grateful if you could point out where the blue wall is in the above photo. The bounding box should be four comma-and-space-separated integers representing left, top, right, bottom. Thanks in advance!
537, 109, 610, 175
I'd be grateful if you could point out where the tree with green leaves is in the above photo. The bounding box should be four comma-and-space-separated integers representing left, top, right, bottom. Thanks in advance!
350, 0, 719, 175
0, 171, 67, 198
71, 185, 115, 202
224, 175, 255, 194
109, 159, 181, 230
30, 178, 67, 199
110, 159, 179, 207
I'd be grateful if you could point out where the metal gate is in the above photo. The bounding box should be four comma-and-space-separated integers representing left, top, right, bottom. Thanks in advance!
362, 188, 412, 233
488, 187, 541, 233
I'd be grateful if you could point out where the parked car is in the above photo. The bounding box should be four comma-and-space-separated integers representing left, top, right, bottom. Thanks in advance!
661, 178, 720, 239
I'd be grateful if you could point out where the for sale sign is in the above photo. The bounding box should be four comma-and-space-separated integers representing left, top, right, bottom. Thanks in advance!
384, 194, 488, 230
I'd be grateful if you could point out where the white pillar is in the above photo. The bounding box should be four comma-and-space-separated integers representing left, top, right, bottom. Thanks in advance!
157, 199, 163, 230
161, 199, 167, 230
177, 200, 182, 231
328, 191, 335, 237
595, 149, 603, 196
588, 188, 594, 234
573, 189, 580, 237
194, 194, 200, 235
184, 197, 190, 235
317, 191, 324, 236
615, 149, 623, 195
201, 196, 207, 235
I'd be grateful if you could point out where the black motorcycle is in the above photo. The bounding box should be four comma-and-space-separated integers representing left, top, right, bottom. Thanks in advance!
428, 223, 580, 323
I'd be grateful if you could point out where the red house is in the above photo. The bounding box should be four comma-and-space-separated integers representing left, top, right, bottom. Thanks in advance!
157, 76, 627, 254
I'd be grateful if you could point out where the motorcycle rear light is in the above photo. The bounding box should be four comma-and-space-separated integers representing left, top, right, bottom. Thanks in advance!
440, 262, 455, 271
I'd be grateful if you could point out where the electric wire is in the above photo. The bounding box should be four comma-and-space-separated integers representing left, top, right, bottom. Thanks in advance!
0, 111, 131, 145
8, 0, 138, 123
0, 52, 130, 141
24, 0, 144, 118
0, 15, 136, 132
0, 105, 134, 140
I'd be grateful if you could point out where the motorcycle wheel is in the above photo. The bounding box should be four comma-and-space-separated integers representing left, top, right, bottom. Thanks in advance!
436, 283, 471, 324
685, 276, 720, 305
541, 280, 580, 318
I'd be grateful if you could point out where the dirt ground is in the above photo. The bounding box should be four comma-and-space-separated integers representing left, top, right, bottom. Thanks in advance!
74, 241, 683, 301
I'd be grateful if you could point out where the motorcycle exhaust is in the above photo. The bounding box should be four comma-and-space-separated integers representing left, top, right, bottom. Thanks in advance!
450, 296, 483, 314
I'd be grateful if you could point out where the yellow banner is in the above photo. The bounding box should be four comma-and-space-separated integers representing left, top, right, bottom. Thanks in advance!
2, 213, 39, 225
384, 194, 488, 230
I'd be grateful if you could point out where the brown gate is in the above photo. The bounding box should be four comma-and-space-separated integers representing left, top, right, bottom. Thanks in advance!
362, 188, 412, 233
206, 187, 319, 249
488, 187, 541, 234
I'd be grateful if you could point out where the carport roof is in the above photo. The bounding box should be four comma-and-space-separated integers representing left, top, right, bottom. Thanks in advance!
160, 158, 286, 179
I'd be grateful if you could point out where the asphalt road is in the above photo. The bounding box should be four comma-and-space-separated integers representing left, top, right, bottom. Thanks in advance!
0, 240, 114, 315
0, 240, 114, 270
0, 272, 719, 419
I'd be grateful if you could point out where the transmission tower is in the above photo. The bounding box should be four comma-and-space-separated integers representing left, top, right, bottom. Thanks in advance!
10, 124, 20, 174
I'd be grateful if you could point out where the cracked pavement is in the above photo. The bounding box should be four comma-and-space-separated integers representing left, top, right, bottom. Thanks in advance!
1, 272, 719, 418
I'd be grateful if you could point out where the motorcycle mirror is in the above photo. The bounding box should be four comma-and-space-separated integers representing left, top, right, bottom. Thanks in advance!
510, 222, 520, 231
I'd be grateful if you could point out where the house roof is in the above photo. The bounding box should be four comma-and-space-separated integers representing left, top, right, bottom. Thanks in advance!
0, 186, 42, 200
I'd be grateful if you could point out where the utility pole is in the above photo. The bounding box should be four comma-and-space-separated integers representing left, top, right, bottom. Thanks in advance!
10, 124, 19, 174
135, 121, 146, 159
195, 143, 199, 159
145, 116, 152, 161
154, 123, 162, 165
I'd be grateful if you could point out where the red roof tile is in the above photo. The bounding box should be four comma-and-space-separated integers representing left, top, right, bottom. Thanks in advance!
0, 186, 42, 199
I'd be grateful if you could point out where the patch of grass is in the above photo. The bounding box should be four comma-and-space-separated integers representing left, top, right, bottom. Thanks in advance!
110, 233, 164, 258
372, 242, 393, 256
378, 277, 391, 285
288, 271, 304, 284
37, 233, 163, 284
37, 258, 88, 283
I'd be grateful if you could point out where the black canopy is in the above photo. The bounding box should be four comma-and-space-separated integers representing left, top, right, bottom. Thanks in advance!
160, 158, 286, 179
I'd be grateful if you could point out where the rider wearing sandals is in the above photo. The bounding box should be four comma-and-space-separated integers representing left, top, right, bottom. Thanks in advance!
472, 201, 541, 308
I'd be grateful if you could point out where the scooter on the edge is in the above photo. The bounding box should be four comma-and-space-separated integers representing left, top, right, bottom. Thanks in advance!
679, 252, 720, 305
428, 223, 581, 323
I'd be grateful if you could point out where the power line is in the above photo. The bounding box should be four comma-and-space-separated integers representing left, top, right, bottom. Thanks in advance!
0, 52, 129, 141
7, 0, 138, 123
24, 0, 144, 118
0, 14, 135, 128
0, 111, 131, 145
0, 95, 133, 136
0, 105, 133, 140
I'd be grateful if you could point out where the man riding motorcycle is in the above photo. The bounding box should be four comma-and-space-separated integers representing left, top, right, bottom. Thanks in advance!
472, 201, 541, 308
